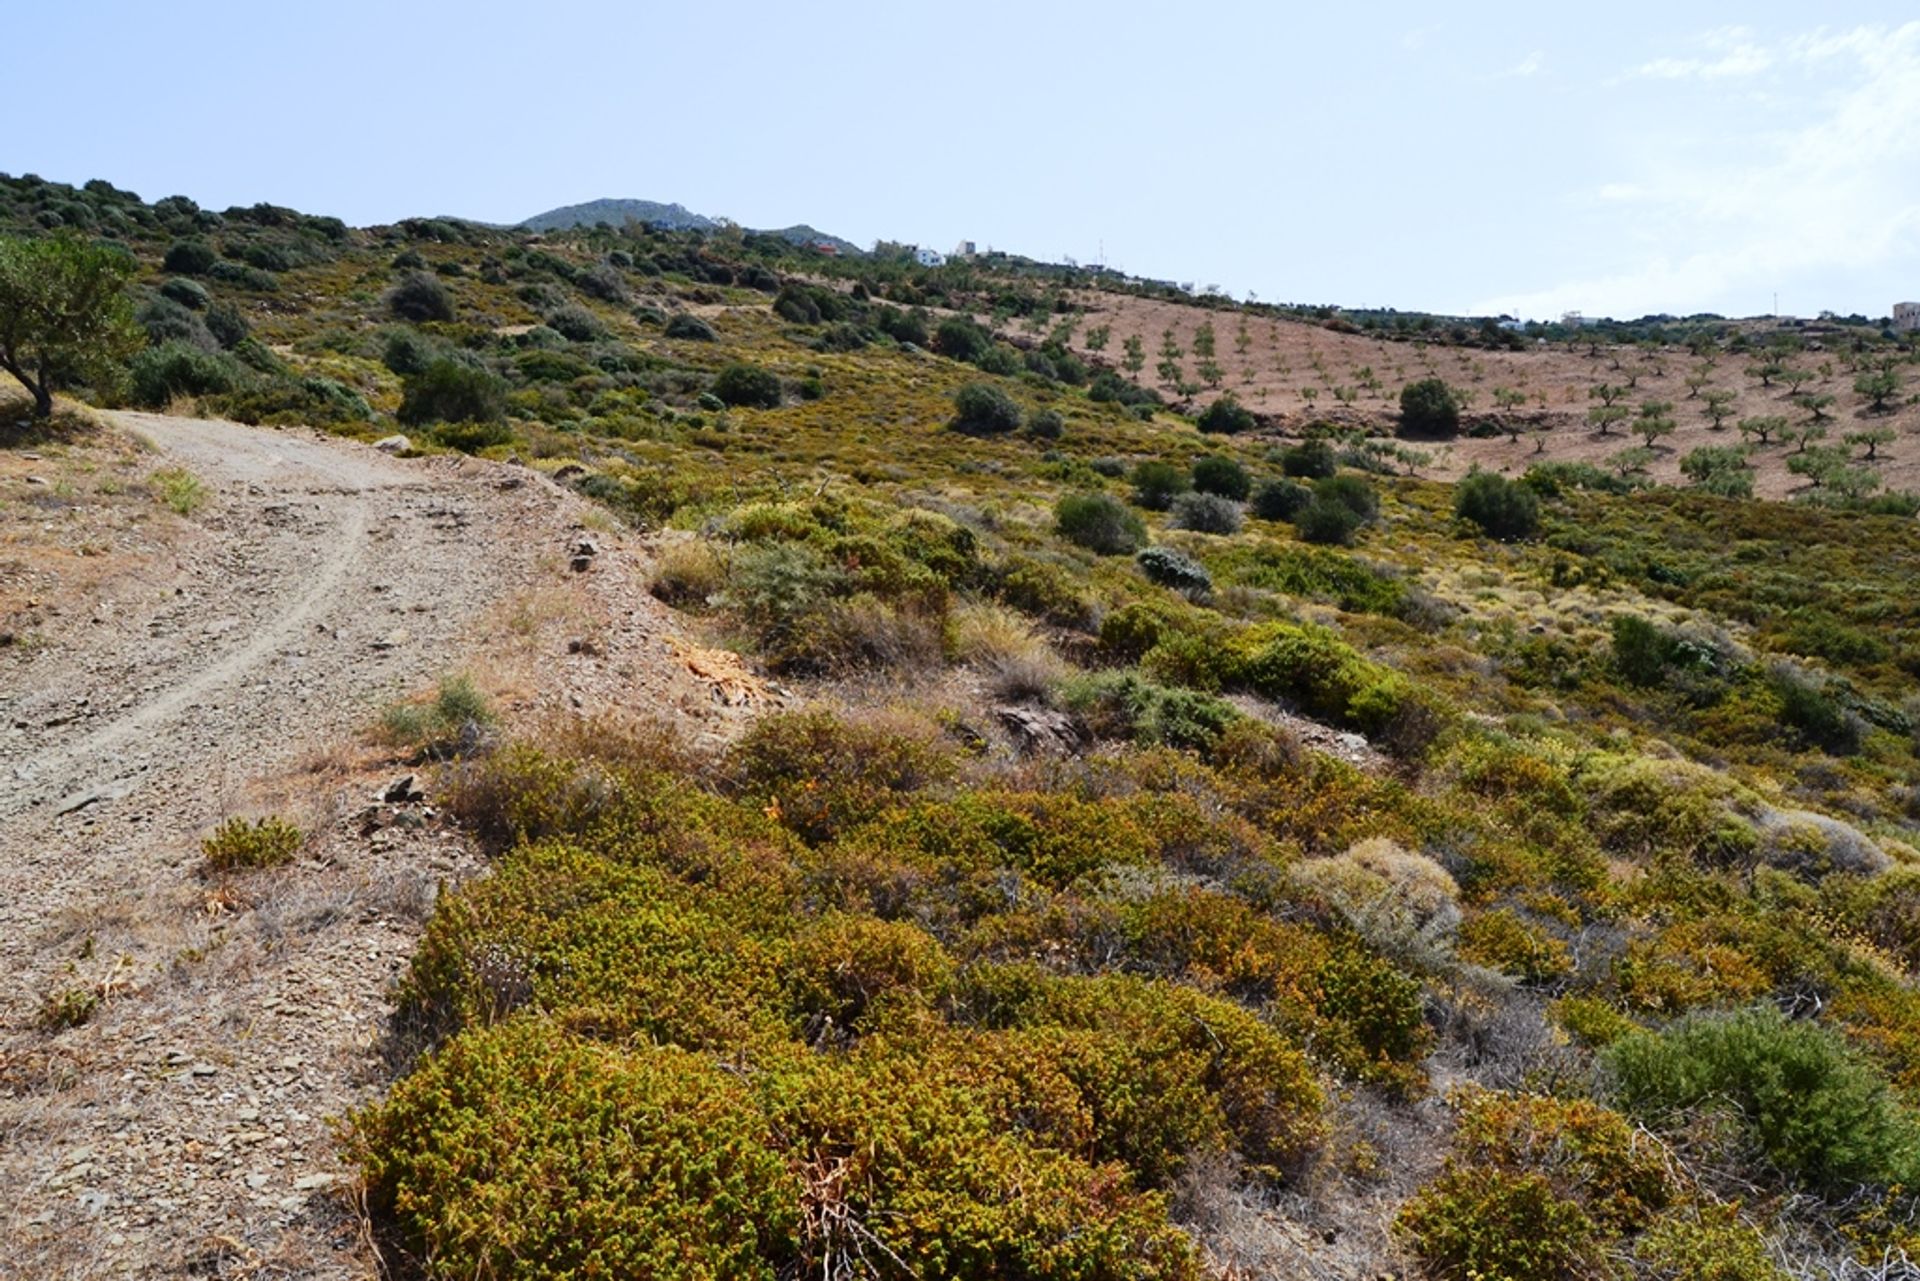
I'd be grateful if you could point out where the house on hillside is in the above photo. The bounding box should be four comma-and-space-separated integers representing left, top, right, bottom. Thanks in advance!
952, 240, 977, 258
915, 247, 946, 268
1895, 302, 1920, 332
1561, 311, 1585, 329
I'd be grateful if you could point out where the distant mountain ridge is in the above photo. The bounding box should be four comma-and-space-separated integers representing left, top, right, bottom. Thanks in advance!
519, 198, 862, 255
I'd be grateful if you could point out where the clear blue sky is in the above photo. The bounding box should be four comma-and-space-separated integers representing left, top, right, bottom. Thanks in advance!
12, 2, 1920, 320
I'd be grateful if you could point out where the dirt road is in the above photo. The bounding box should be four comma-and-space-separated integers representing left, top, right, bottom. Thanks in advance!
0, 413, 763, 1277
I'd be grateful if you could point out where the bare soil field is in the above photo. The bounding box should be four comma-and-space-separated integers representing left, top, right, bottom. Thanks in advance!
0, 412, 770, 1278
1043, 291, 1919, 500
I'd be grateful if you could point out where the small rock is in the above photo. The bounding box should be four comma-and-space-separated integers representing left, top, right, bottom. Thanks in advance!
372, 434, 411, 454
994, 706, 1089, 757
190, 1062, 219, 1077
383, 774, 424, 805
293, 1172, 336, 1191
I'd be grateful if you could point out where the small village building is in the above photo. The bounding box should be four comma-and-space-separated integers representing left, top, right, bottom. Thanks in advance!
1894, 302, 1920, 332
915, 248, 946, 267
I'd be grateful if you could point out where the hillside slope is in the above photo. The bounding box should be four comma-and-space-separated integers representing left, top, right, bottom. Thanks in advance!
0, 411, 766, 1277
6, 173, 1920, 1279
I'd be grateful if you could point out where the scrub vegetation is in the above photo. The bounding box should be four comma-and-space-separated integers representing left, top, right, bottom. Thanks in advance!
9, 170, 1920, 1278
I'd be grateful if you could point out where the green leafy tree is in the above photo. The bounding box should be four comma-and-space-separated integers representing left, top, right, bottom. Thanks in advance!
1787, 444, 1850, 488
1702, 389, 1736, 429
1855, 369, 1901, 411
1610, 446, 1655, 478
1121, 333, 1145, 377
1787, 422, 1829, 454
1680, 445, 1754, 498
1589, 383, 1625, 408
1191, 321, 1216, 360
0, 233, 141, 419
1845, 426, 1897, 460
1399, 377, 1461, 435
1454, 470, 1539, 540
1084, 324, 1111, 353
1793, 392, 1836, 422
1635, 401, 1677, 448
1738, 415, 1786, 446
1588, 404, 1629, 436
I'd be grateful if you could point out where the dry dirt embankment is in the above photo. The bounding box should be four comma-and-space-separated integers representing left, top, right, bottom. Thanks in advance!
0, 412, 766, 1278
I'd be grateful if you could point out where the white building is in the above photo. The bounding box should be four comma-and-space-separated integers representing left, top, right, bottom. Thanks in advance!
1561, 311, 1585, 329
914, 247, 946, 268
1894, 302, 1920, 332
951, 240, 977, 258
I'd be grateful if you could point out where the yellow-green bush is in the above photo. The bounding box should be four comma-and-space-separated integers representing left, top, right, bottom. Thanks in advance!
201, 814, 303, 870
354, 1019, 796, 1281
398, 843, 790, 1051
1458, 908, 1573, 982
1399, 1088, 1676, 1281
723, 709, 955, 845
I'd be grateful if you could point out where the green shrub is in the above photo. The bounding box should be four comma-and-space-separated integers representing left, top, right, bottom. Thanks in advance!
1025, 407, 1065, 440
128, 342, 243, 408
1766, 663, 1862, 755
664, 312, 716, 341
380, 673, 497, 758
1294, 496, 1363, 545
576, 263, 628, 304
429, 420, 514, 452
398, 358, 507, 428
204, 300, 248, 349
543, 303, 604, 342
1063, 671, 1241, 754
1233, 622, 1418, 735
202, 815, 303, 870
158, 277, 209, 310
1130, 460, 1190, 510
1195, 393, 1254, 434
1251, 477, 1313, 521
1312, 473, 1379, 522
387, 270, 453, 322
36, 986, 100, 1031
1454, 470, 1539, 540
713, 362, 783, 409
951, 382, 1022, 435
1191, 454, 1252, 499
1168, 491, 1242, 535
1400, 377, 1461, 435
1279, 440, 1338, 479
206, 260, 279, 292
1135, 546, 1212, 595
934, 315, 990, 362
1604, 1005, 1920, 1191
1055, 492, 1146, 555
162, 239, 217, 275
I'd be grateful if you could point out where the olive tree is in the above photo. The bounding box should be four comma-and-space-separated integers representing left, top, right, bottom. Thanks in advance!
0, 233, 141, 419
